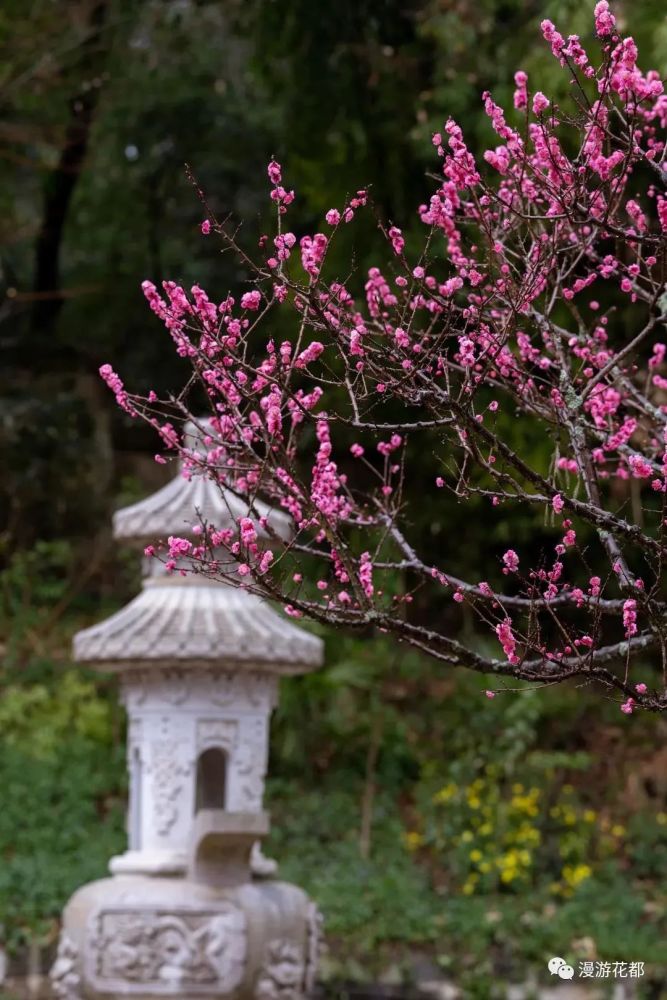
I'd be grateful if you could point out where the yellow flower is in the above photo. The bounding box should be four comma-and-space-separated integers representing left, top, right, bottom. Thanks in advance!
562, 864, 592, 887
470, 849, 483, 863
584, 810, 596, 823
511, 793, 540, 817
462, 872, 479, 895
512, 783, 524, 794
461, 830, 474, 843
658, 813, 667, 826
433, 783, 457, 804
404, 831, 424, 851
515, 824, 540, 845
611, 824, 625, 838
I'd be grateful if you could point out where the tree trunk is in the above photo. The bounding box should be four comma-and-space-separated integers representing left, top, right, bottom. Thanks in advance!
29, 0, 108, 363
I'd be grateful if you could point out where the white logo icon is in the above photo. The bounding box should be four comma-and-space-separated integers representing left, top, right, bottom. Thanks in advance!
548, 957, 575, 980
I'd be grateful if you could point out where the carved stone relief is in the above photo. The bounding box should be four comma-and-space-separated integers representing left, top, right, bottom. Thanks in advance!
149, 737, 191, 837
162, 670, 190, 705
197, 719, 238, 753
50, 934, 82, 1000
255, 940, 305, 1000
210, 672, 247, 708
235, 718, 267, 811
303, 903, 324, 995
123, 669, 277, 714
88, 905, 246, 994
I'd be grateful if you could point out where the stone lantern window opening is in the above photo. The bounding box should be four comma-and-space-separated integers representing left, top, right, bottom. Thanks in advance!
195, 746, 228, 813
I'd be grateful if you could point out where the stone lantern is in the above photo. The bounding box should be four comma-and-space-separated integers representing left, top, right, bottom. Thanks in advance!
51, 428, 324, 1000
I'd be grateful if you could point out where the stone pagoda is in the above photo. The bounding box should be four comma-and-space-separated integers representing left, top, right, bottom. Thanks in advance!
51, 425, 324, 1000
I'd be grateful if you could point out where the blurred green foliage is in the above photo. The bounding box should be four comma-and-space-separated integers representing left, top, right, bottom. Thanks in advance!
1, 543, 667, 991
266, 663, 667, 991
0, 736, 125, 949
0, 542, 126, 949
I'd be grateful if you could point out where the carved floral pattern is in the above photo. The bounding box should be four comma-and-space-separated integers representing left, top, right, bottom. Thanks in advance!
124, 669, 278, 713
50, 934, 82, 1000
255, 940, 305, 1000
236, 718, 267, 811
150, 739, 190, 836
88, 906, 246, 993
197, 719, 238, 753
303, 903, 324, 994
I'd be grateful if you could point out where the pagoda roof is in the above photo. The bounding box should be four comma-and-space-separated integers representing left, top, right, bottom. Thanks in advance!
74, 578, 323, 674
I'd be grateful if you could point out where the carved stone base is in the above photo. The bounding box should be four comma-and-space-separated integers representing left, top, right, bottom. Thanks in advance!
52, 875, 323, 1000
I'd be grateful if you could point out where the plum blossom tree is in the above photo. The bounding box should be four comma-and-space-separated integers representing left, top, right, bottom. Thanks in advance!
102, 3, 667, 713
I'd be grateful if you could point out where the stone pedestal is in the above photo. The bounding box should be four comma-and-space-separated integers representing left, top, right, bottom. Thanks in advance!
52, 877, 322, 1000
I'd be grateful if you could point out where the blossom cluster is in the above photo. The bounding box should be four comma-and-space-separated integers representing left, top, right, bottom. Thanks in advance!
103, 5, 667, 714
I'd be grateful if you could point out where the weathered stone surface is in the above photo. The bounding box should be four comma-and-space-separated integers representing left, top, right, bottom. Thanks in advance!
54, 877, 314, 1000
74, 580, 323, 673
